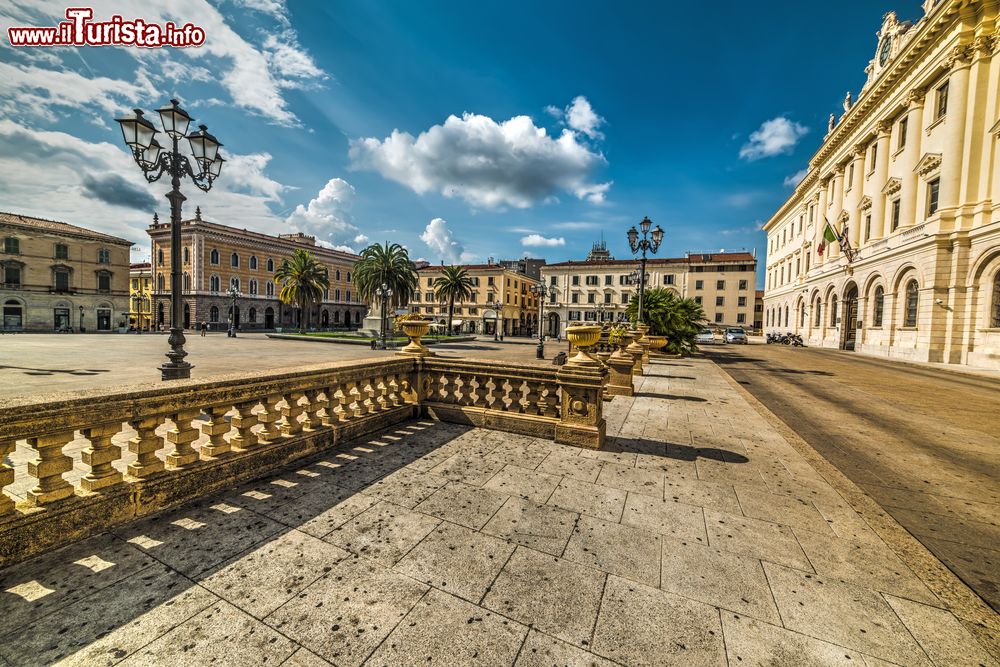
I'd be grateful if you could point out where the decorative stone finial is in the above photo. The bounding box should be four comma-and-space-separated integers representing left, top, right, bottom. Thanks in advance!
828, 114, 835, 133
195, 206, 202, 221
153, 212, 159, 224
842, 91, 853, 113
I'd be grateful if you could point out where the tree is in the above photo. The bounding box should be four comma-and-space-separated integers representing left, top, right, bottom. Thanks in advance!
433, 265, 475, 336
625, 287, 706, 355
275, 248, 329, 332
353, 242, 418, 312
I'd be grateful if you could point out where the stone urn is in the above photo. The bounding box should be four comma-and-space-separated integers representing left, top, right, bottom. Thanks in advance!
398, 318, 433, 357
646, 335, 667, 352
625, 328, 645, 375
564, 324, 603, 367
635, 323, 652, 362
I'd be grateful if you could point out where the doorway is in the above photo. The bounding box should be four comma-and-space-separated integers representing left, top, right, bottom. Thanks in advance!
97, 308, 111, 331
842, 284, 859, 351
265, 307, 275, 329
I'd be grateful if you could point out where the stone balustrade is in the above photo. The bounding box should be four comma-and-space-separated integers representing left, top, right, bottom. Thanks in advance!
0, 354, 606, 566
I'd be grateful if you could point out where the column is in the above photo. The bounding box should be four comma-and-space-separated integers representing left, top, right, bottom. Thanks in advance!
871, 123, 892, 239
898, 89, 926, 229
846, 150, 865, 247
940, 46, 972, 212
815, 186, 828, 265
829, 170, 843, 259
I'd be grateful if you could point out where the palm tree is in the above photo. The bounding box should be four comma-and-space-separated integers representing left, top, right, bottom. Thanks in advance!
625, 287, 706, 355
275, 248, 329, 332
433, 265, 475, 336
353, 242, 418, 311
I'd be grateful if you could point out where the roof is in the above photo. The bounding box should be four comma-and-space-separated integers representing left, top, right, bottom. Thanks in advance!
130, 262, 151, 269
0, 212, 134, 245
545, 252, 755, 269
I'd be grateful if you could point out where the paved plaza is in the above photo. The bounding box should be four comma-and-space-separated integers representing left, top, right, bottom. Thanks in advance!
1, 357, 996, 666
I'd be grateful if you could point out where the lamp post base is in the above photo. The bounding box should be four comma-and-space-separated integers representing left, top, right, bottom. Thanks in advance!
536, 342, 544, 359
161, 327, 192, 380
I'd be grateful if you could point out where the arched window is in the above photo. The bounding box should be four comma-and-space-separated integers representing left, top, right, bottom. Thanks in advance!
830, 295, 838, 327
230, 252, 239, 268
335, 269, 341, 281
157, 273, 165, 291
873, 286, 884, 327
210, 249, 219, 265
249, 307, 257, 323
210, 275, 220, 292
209, 306, 219, 322
992, 270, 1000, 328
266, 258, 274, 272
266, 281, 274, 297
800, 303, 805, 327
230, 276, 240, 292
249, 255, 257, 270
157, 248, 164, 264
814, 298, 822, 327
784, 306, 789, 328
249, 278, 258, 295
334, 310, 341, 323
904, 280, 919, 327
183, 247, 190, 264
346, 271, 351, 283
335, 288, 341, 301
183, 273, 191, 290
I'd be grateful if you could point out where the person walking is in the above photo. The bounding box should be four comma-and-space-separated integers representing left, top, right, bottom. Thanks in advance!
200, 321, 207, 337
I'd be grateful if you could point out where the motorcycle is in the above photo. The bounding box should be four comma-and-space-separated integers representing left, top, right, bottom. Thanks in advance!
765, 332, 782, 344
781, 332, 805, 347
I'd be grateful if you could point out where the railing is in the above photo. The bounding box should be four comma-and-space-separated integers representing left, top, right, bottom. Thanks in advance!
0, 354, 606, 565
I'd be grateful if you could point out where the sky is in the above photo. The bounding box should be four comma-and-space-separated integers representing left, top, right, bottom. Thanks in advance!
0, 0, 918, 286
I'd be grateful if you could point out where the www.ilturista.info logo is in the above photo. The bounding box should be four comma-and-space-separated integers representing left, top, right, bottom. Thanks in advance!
7, 7, 206, 48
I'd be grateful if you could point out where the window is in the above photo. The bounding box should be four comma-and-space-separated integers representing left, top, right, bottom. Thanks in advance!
604, 275, 612, 285
249, 255, 257, 270
604, 293, 612, 304
230, 252, 239, 268
898, 117, 908, 150
210, 275, 220, 292
991, 271, 1000, 327
266, 281, 275, 297
904, 280, 919, 327
738, 280, 748, 290
830, 295, 838, 326
714, 313, 723, 323
98, 272, 111, 292
927, 178, 940, 216
157, 273, 165, 291
873, 286, 885, 326
814, 299, 822, 327
345, 290, 351, 302
738, 296, 747, 307
847, 163, 854, 189
184, 273, 191, 290
695, 280, 703, 290
549, 276, 556, 286
664, 275, 675, 285
55, 243, 68, 260
891, 199, 901, 232
230, 276, 240, 291
621, 293, 630, 304
210, 249, 220, 264
694, 296, 702, 305
935, 80, 949, 120
98, 248, 110, 264
4, 264, 21, 286
800, 303, 806, 327
868, 142, 878, 174
487, 276, 495, 286
550, 293, 556, 304
716, 280, 725, 290
132, 278, 138, 290
249, 308, 256, 323
571, 276, 580, 286
587, 293, 596, 304
715, 296, 724, 306
184, 247, 190, 264
54, 270, 70, 292
737, 313, 746, 324
571, 293, 579, 304
266, 258, 274, 272
346, 272, 351, 282
249, 278, 258, 295
158, 248, 164, 264
3, 237, 19, 254
864, 214, 872, 242
210, 306, 219, 323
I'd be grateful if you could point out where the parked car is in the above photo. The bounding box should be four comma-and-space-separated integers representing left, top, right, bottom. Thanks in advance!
695, 328, 715, 345
724, 328, 748, 344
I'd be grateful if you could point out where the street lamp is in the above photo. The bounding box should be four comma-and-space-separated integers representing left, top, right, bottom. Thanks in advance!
491, 299, 502, 342
626, 216, 664, 325
375, 283, 393, 349
529, 283, 551, 359
227, 285, 240, 338
116, 99, 224, 380
595, 300, 607, 325
79, 305, 84, 333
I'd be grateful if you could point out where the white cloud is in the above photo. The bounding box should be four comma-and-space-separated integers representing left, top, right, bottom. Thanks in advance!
420, 218, 464, 263
284, 178, 362, 247
783, 168, 808, 187
552, 221, 601, 230
565, 96, 604, 139
349, 106, 610, 209
739, 117, 809, 161
353, 233, 369, 244
521, 234, 566, 247
223, 153, 289, 201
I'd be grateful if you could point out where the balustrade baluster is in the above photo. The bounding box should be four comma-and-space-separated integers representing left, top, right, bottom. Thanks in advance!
166, 409, 201, 467
525, 382, 541, 415
25, 431, 75, 506
302, 390, 323, 429
387, 375, 402, 408
483, 377, 497, 410
80, 422, 124, 492
543, 385, 560, 417
282, 392, 306, 436
258, 394, 284, 443
347, 381, 364, 418
230, 401, 259, 450
319, 387, 337, 426
0, 440, 17, 516
375, 376, 389, 411
200, 405, 232, 457
127, 417, 164, 478
336, 384, 353, 421
508, 379, 525, 414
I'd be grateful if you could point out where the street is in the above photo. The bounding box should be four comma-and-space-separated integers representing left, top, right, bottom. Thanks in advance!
703, 342, 1000, 612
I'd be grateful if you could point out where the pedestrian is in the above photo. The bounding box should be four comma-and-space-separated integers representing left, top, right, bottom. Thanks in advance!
200, 321, 207, 337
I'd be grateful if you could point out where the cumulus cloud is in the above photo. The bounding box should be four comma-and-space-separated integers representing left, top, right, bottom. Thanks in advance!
348, 105, 610, 209
521, 234, 566, 247
285, 178, 362, 247
420, 218, 464, 263
783, 168, 808, 187
565, 96, 604, 139
353, 233, 370, 245
81, 173, 159, 211
739, 117, 808, 161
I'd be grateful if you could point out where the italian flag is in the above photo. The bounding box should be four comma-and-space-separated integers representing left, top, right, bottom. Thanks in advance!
818, 219, 837, 256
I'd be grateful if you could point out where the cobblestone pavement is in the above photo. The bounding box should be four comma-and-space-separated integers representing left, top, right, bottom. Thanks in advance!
0, 333, 553, 400
1, 359, 996, 666
703, 343, 1000, 615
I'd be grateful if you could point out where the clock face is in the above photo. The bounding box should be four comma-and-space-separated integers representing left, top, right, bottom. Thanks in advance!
879, 37, 892, 66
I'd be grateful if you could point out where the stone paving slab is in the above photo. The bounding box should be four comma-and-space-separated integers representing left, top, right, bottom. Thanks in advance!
0, 358, 996, 666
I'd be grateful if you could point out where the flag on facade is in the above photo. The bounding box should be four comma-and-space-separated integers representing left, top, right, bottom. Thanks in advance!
822, 219, 838, 244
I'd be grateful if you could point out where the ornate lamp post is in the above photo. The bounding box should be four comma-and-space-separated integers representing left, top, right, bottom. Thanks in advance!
491, 299, 502, 341
227, 285, 240, 338
78, 305, 85, 333
116, 100, 224, 380
626, 216, 664, 325
529, 283, 550, 359
595, 300, 607, 325
375, 283, 393, 349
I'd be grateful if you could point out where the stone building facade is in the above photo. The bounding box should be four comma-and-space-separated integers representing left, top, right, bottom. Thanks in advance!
409, 263, 541, 336
0, 212, 132, 332
129, 262, 153, 331
540, 247, 757, 337
147, 211, 365, 331
762, 1, 1000, 368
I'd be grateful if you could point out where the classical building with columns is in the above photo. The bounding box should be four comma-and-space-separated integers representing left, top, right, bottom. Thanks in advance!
763, 1, 1000, 368
147, 210, 366, 331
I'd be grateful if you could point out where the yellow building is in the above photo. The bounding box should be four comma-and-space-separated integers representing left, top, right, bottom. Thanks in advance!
147, 208, 365, 331
411, 262, 540, 336
1, 212, 132, 332
129, 262, 153, 331
762, 2, 1000, 368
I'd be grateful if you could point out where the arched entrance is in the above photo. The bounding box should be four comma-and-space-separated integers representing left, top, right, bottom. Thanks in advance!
3, 299, 24, 330
842, 283, 859, 351
547, 312, 560, 337
321, 310, 329, 328
265, 307, 275, 329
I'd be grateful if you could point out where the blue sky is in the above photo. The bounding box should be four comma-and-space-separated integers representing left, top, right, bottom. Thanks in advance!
0, 1, 910, 285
